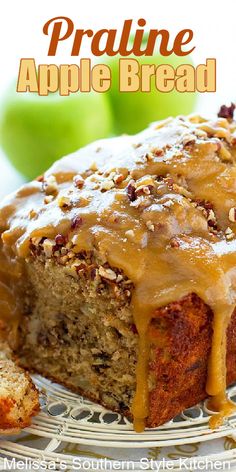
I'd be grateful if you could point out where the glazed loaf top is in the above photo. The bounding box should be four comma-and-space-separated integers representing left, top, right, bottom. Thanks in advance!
1, 108, 236, 430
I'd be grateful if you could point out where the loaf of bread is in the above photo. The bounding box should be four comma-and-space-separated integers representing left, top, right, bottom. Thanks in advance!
1, 107, 236, 431
0, 340, 39, 432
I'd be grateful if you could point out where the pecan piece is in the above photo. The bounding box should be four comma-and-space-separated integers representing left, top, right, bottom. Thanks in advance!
71, 215, 83, 229
126, 181, 136, 202
218, 103, 235, 120
55, 234, 67, 246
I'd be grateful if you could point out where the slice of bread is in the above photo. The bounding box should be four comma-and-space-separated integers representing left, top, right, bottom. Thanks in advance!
0, 342, 39, 433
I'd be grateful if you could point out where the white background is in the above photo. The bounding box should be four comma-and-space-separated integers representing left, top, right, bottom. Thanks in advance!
0, 0, 235, 198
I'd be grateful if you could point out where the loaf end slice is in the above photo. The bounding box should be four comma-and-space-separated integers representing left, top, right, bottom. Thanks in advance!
0, 343, 40, 433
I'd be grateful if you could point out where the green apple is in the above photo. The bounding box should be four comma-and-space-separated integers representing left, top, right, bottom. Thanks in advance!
106, 54, 197, 134
0, 89, 114, 180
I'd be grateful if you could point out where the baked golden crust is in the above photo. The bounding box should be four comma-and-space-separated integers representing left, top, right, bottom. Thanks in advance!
147, 294, 236, 427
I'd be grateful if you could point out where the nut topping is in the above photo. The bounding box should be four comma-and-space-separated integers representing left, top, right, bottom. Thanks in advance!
57, 196, 71, 209
126, 181, 136, 202
218, 103, 235, 121
42, 239, 55, 258
55, 234, 67, 246
229, 207, 236, 223
182, 134, 197, 146
98, 266, 117, 281
44, 195, 54, 204
125, 229, 135, 240
146, 220, 155, 232
71, 215, 83, 230
43, 175, 58, 196
225, 227, 235, 240
101, 180, 115, 191
73, 175, 84, 189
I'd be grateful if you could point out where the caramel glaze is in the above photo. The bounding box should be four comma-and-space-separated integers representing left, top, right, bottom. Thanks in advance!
1, 114, 236, 430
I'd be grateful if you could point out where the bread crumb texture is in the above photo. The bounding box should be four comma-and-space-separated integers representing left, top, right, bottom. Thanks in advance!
0, 342, 39, 433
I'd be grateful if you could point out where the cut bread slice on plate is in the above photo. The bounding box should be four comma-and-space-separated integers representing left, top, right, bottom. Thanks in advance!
0, 341, 40, 433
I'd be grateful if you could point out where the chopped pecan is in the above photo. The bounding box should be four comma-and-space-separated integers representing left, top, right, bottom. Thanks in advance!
44, 195, 54, 204
125, 229, 135, 240
101, 179, 115, 191
146, 220, 155, 232
114, 173, 125, 184
73, 175, 84, 189
170, 237, 180, 248
90, 162, 98, 171
43, 175, 58, 195
126, 181, 136, 202
37, 175, 44, 182
55, 234, 67, 246
57, 196, 71, 209
71, 215, 83, 230
229, 207, 236, 223
152, 148, 164, 157
225, 227, 234, 240
42, 239, 55, 258
135, 184, 154, 197
195, 199, 214, 212
130, 324, 138, 334
182, 134, 197, 147
98, 266, 117, 281
218, 103, 235, 120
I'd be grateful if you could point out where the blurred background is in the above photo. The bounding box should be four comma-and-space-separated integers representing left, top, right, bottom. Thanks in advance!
0, 0, 235, 198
